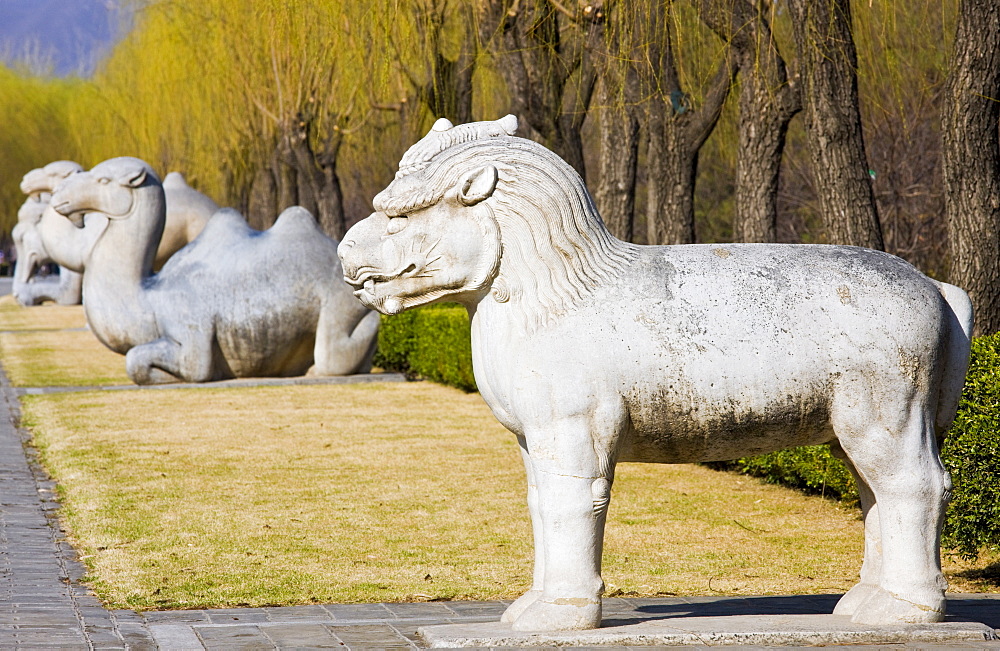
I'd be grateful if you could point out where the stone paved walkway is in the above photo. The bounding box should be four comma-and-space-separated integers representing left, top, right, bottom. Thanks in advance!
0, 366, 998, 648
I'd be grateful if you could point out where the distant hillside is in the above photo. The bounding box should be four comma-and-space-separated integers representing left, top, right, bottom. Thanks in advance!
0, 0, 128, 76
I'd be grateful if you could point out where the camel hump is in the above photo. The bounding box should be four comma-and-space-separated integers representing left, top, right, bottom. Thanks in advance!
268, 206, 326, 238
191, 208, 254, 246
162, 172, 188, 189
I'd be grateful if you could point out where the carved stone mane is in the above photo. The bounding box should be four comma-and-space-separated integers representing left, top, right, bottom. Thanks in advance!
374, 115, 639, 331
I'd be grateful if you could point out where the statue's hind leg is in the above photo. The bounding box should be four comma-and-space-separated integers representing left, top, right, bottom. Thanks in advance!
501, 436, 544, 623
830, 443, 882, 617
833, 386, 949, 624
311, 303, 379, 376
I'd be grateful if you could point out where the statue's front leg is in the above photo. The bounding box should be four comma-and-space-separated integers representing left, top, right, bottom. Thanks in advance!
125, 327, 215, 385
510, 419, 612, 632
501, 436, 544, 623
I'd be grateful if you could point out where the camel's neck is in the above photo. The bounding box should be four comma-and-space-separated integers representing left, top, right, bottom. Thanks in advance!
82, 189, 165, 353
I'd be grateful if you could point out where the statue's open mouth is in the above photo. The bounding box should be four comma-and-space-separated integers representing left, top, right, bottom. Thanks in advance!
344, 263, 419, 293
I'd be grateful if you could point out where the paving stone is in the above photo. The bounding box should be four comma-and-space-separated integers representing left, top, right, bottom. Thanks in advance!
323, 602, 395, 621
195, 623, 276, 648
384, 602, 461, 619
261, 604, 337, 622
143, 609, 212, 624
206, 608, 272, 624
330, 623, 418, 647
261, 622, 342, 647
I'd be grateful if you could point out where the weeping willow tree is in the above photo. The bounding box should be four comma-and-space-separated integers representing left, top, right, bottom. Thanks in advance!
0, 66, 84, 234
67, 0, 402, 237
0, 0, 976, 279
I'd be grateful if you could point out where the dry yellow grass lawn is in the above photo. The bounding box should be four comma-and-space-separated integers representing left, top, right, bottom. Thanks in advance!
20, 380, 918, 612
0, 295, 129, 386
0, 330, 129, 386
0, 294, 87, 330
7, 296, 997, 609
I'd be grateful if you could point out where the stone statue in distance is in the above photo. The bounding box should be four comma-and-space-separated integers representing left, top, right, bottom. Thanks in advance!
339, 115, 974, 632
13, 161, 85, 305
14, 162, 219, 306
49, 156, 379, 384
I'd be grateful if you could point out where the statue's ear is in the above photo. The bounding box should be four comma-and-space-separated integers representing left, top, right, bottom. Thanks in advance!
458, 165, 498, 206
119, 167, 147, 188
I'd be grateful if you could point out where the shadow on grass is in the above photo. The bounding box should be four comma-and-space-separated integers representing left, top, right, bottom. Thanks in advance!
951, 560, 1000, 591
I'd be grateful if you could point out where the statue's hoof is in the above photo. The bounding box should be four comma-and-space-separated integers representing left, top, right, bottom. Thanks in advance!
501, 589, 541, 623
850, 587, 945, 625
510, 597, 601, 632
833, 582, 879, 617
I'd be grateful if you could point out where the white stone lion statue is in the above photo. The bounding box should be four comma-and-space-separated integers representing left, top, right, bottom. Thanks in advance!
338, 115, 974, 632
49, 156, 379, 385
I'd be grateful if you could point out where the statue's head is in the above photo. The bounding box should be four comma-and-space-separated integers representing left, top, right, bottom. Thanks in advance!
20, 160, 83, 198
50, 157, 161, 227
340, 115, 633, 327
339, 117, 510, 315
11, 216, 52, 304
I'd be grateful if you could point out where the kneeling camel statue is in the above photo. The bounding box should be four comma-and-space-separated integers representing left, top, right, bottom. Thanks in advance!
339, 115, 974, 632
50, 156, 378, 385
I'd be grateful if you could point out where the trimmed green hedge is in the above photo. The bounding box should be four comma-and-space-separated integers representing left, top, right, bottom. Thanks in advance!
723, 446, 858, 503
375, 305, 1000, 557
940, 332, 1000, 558
373, 304, 477, 392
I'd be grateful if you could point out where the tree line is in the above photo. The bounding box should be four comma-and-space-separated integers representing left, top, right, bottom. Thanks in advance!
1, 0, 998, 332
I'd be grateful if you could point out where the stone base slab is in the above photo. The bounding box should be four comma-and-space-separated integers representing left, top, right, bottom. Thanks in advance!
419, 614, 998, 647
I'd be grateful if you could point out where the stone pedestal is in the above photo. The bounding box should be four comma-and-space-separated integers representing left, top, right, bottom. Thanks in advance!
419, 614, 997, 648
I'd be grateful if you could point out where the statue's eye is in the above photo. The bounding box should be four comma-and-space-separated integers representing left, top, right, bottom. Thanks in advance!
386, 217, 408, 235
98, 177, 111, 185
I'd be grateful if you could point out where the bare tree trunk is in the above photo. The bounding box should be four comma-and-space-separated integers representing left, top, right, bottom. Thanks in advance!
638, 0, 734, 245
274, 133, 299, 213
593, 7, 641, 242
696, 0, 799, 243
647, 109, 699, 244
943, 0, 1000, 335
247, 165, 277, 230
478, 0, 604, 179
409, 2, 476, 124
594, 88, 639, 241
787, 0, 883, 250
286, 115, 348, 238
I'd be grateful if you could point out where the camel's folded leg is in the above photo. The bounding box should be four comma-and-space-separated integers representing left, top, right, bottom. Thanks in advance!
311, 308, 379, 376
125, 332, 215, 385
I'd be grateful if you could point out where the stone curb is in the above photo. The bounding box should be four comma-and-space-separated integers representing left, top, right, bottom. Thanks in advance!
16, 371, 408, 395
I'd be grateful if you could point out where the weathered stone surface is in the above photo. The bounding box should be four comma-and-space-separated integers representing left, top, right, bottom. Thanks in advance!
49, 156, 378, 384
340, 115, 976, 632
419, 615, 998, 647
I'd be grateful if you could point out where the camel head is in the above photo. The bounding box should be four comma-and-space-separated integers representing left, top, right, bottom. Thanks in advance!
50, 157, 162, 228
20, 160, 83, 199
11, 216, 52, 304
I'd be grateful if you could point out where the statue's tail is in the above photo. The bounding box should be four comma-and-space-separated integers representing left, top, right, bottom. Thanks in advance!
933, 280, 974, 434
